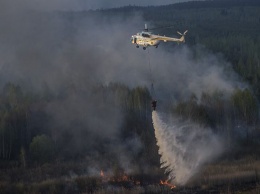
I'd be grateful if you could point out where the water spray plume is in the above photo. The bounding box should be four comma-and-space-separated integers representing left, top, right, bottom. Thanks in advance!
152, 111, 223, 185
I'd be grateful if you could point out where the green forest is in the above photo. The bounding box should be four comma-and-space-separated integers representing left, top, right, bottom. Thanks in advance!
1, 0, 260, 193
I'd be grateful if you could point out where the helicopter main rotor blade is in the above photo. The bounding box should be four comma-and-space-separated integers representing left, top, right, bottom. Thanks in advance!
149, 24, 175, 31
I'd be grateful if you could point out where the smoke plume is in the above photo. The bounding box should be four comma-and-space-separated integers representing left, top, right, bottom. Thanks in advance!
0, 0, 245, 176
152, 111, 223, 185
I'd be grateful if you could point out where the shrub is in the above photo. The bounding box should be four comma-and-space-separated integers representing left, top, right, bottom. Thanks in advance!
30, 135, 55, 163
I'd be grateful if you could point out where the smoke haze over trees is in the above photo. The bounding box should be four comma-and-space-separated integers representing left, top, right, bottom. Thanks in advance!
0, 0, 260, 192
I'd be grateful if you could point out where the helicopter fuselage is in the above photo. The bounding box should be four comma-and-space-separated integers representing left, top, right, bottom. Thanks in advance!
131, 30, 187, 50
131, 32, 160, 49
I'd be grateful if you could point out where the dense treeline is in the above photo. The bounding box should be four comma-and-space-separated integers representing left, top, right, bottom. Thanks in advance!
0, 83, 161, 172
0, 82, 259, 166
174, 89, 259, 142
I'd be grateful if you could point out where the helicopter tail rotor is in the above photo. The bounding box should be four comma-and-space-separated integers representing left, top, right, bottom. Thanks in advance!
177, 31, 182, 36
177, 30, 188, 43
177, 30, 188, 36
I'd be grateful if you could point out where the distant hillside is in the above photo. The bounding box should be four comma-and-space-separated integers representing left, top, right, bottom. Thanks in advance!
163, 0, 260, 9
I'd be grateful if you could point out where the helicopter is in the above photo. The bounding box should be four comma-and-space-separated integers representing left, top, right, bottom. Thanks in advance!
131, 24, 188, 50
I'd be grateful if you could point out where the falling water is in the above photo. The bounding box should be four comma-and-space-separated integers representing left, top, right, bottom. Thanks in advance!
152, 111, 223, 185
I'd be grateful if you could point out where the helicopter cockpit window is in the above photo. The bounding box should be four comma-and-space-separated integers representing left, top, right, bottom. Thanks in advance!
142, 33, 150, 38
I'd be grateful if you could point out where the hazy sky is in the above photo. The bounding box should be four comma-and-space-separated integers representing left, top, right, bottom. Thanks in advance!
1, 0, 200, 11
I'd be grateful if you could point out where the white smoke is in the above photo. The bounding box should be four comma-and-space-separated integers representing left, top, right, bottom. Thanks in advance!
152, 111, 223, 185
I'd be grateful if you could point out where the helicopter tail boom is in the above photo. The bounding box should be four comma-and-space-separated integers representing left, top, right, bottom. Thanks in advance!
151, 30, 188, 44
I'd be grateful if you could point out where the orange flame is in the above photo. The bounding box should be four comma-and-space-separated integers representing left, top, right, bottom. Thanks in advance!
122, 174, 128, 181
100, 170, 104, 177
100, 170, 131, 182
160, 180, 176, 189
99, 170, 141, 186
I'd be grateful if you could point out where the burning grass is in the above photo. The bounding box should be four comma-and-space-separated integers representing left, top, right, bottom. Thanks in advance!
160, 179, 176, 189
0, 156, 260, 194
0, 162, 171, 194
